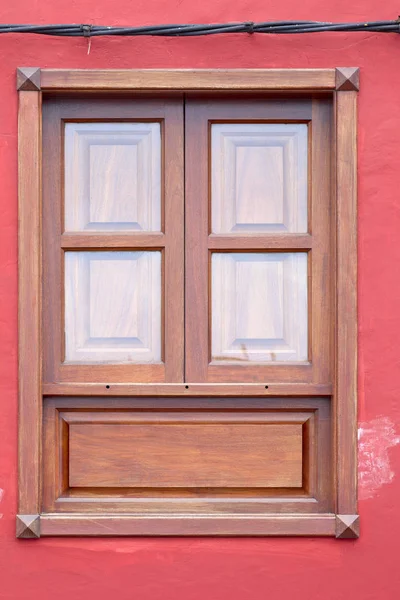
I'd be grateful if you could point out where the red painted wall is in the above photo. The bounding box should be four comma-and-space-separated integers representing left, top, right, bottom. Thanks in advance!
1, 1, 400, 598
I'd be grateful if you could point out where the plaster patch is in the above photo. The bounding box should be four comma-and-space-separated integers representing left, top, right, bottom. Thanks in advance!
358, 416, 400, 499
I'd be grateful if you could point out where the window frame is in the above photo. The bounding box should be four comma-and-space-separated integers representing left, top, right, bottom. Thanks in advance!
17, 68, 358, 539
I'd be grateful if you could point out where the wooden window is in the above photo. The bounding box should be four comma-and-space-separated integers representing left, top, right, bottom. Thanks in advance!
17, 68, 359, 539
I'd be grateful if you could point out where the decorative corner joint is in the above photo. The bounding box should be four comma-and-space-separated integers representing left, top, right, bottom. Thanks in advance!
335, 67, 360, 92
17, 67, 41, 91
336, 514, 359, 539
16, 514, 40, 538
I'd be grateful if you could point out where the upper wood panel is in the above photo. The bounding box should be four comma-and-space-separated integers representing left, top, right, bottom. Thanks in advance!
64, 122, 161, 232
211, 123, 308, 233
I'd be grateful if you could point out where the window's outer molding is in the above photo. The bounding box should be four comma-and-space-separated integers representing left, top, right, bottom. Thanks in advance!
335, 79, 358, 538
17, 80, 42, 538
17, 68, 359, 538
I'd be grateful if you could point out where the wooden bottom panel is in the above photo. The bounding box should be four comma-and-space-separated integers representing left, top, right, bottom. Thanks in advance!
69, 420, 303, 489
42, 396, 332, 531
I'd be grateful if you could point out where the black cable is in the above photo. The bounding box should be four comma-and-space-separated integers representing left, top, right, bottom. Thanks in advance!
0, 20, 399, 37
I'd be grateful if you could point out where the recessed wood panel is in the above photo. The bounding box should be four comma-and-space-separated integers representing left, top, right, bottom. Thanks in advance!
42, 396, 332, 517
64, 251, 161, 363
69, 420, 303, 488
64, 122, 161, 232
212, 252, 308, 362
211, 123, 308, 233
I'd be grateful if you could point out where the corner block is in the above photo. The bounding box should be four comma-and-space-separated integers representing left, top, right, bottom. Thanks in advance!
336, 514, 359, 539
335, 67, 360, 92
17, 67, 41, 91
16, 514, 40, 538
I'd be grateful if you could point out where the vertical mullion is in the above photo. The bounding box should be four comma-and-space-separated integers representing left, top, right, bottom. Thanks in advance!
185, 100, 209, 382
310, 98, 333, 384
164, 98, 185, 381
42, 101, 63, 384
335, 90, 358, 518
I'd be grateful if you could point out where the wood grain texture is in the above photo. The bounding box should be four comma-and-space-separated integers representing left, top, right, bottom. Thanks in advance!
309, 98, 333, 384
51, 363, 166, 384
61, 232, 165, 249
40, 513, 336, 537
335, 91, 358, 516
40, 69, 336, 91
42, 382, 332, 396
42, 396, 332, 517
208, 234, 312, 250
69, 419, 303, 488
18, 90, 42, 516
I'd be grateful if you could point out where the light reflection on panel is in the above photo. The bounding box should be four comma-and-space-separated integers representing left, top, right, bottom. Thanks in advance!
64, 122, 161, 232
212, 253, 308, 363
212, 123, 308, 233
65, 251, 161, 363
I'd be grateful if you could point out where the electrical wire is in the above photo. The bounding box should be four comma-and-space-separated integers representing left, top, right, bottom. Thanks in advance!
0, 20, 399, 37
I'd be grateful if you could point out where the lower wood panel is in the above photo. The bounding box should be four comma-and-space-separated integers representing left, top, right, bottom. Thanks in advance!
42, 396, 332, 525
69, 420, 303, 489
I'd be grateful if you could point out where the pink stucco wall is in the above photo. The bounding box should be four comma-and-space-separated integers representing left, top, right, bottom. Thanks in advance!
1, 1, 400, 598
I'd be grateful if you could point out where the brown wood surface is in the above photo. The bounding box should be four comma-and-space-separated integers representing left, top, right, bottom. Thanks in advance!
42, 396, 332, 516
69, 420, 303, 488
206, 364, 313, 384
61, 232, 165, 249
335, 91, 358, 516
40, 69, 336, 92
42, 95, 184, 384
310, 98, 333, 383
69, 421, 303, 488
18, 90, 42, 516
42, 382, 332, 396
208, 234, 313, 250
40, 513, 336, 537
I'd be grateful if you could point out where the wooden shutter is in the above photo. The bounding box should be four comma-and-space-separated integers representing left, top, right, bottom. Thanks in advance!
185, 95, 332, 385
42, 95, 185, 384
